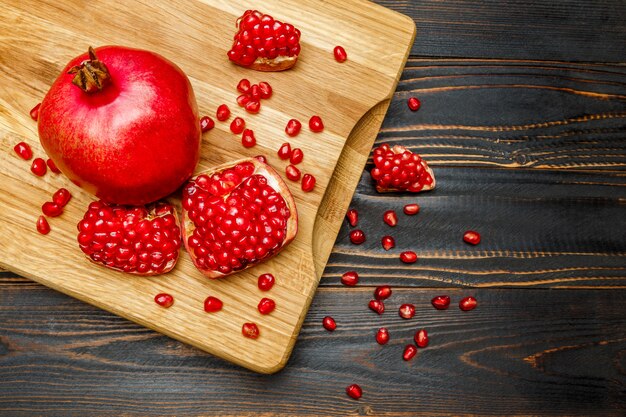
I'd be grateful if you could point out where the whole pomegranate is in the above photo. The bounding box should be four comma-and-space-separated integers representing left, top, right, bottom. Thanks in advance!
38, 46, 201, 205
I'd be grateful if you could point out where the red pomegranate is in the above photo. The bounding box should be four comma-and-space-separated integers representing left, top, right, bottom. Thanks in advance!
38, 46, 201, 205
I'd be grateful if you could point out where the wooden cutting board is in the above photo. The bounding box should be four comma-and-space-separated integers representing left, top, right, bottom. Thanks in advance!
0, 0, 415, 373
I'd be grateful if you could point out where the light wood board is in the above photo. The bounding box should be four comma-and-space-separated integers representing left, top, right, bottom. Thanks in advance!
0, 0, 415, 373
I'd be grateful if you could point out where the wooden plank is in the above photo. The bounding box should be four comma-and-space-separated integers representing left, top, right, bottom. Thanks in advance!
1, 276, 624, 416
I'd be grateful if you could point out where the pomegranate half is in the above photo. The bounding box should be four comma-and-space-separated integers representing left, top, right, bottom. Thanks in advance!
38, 46, 201, 205
182, 158, 298, 278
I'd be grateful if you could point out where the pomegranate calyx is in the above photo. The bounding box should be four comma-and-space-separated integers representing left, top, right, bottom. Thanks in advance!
67, 47, 111, 93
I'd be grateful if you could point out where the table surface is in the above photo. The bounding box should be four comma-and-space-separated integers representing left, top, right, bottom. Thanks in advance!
1, 1, 625, 415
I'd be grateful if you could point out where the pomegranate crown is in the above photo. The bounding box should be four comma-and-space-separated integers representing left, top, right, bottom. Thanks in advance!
67, 46, 111, 93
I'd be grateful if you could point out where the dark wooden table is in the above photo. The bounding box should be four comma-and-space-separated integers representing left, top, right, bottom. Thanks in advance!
2, 1, 626, 415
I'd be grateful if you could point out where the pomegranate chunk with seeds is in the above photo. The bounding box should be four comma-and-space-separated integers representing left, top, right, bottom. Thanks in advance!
370, 143, 435, 193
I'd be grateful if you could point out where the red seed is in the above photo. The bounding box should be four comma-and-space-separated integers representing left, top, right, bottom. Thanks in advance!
277, 142, 292, 160
431, 295, 451, 310
374, 285, 392, 300
258, 273, 275, 291
333, 46, 347, 63
376, 327, 389, 345
258, 81, 272, 99
254, 155, 268, 164
42, 201, 62, 217
285, 164, 301, 181
258, 297, 276, 315
204, 296, 223, 313
301, 174, 316, 192
200, 116, 215, 132
322, 316, 337, 331
383, 210, 398, 227
285, 119, 302, 137
242, 322, 260, 339
250, 84, 261, 100
309, 115, 324, 132
154, 293, 174, 308
407, 97, 421, 111
349, 229, 366, 245
346, 209, 358, 227
463, 230, 481, 245
403, 203, 420, 215
341, 271, 359, 286
400, 251, 417, 264
368, 299, 384, 315
52, 188, 71, 207
399, 303, 415, 319
230, 117, 246, 134
403, 344, 417, 361
241, 129, 256, 148
46, 159, 61, 173
346, 383, 362, 400
290, 148, 304, 165
31, 158, 47, 176
237, 94, 251, 107
459, 296, 477, 311
237, 78, 251, 93
30, 103, 41, 121
381, 235, 395, 251
13, 142, 33, 160
245, 100, 260, 114
414, 329, 429, 348
36, 215, 50, 235
216, 104, 231, 121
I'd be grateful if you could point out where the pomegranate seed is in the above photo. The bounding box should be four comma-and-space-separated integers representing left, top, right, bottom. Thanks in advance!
277, 142, 292, 160
242, 322, 260, 339
381, 235, 395, 251
13, 142, 33, 160
254, 155, 268, 164
309, 115, 324, 132
237, 94, 251, 107
399, 303, 415, 319
374, 285, 392, 300
375, 327, 389, 345
414, 329, 429, 348
30, 158, 47, 176
46, 159, 61, 173
400, 251, 417, 264
290, 148, 304, 165
285, 164, 301, 181
36, 215, 50, 235
431, 295, 451, 310
341, 271, 359, 286
230, 117, 246, 134
216, 104, 231, 121
345, 384, 362, 400
241, 129, 256, 148
301, 174, 316, 192
245, 100, 260, 114
407, 97, 421, 111
333, 45, 348, 63
237, 78, 251, 93
258, 297, 276, 315
52, 188, 71, 207
403, 344, 417, 361
463, 230, 481, 245
383, 210, 398, 227
403, 203, 420, 215
368, 299, 384, 315
42, 201, 62, 217
349, 229, 366, 245
200, 116, 215, 132
322, 316, 336, 331
30, 103, 41, 121
250, 84, 261, 101
258, 273, 275, 291
460, 296, 477, 311
285, 119, 302, 137
258, 81, 272, 99
204, 296, 223, 313
346, 209, 358, 227
154, 293, 174, 308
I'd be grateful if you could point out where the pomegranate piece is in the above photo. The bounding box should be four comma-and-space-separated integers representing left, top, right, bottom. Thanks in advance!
374, 285, 392, 301
376, 327, 389, 345
31, 158, 47, 176
399, 303, 415, 319
431, 295, 451, 310
285, 164, 301, 181
415, 329, 429, 348
36, 215, 50, 235
463, 230, 481, 245
14, 142, 33, 160
228, 10, 301, 71
322, 316, 337, 331
403, 203, 420, 215
403, 344, 417, 361
460, 296, 477, 311
383, 210, 398, 227
346, 384, 362, 400
77, 200, 181, 275
204, 296, 224, 312
245, 100, 261, 114
368, 299, 384, 315
230, 117, 246, 134
290, 148, 304, 165
285, 119, 302, 137
258, 82, 272, 99
258, 273, 275, 291
341, 271, 359, 286
309, 115, 324, 133
349, 229, 366, 245
182, 158, 298, 279
381, 235, 395, 251
258, 297, 276, 315
333, 46, 347, 63
52, 188, 72, 207
30, 103, 41, 121
242, 322, 260, 339
237, 78, 251, 93
46, 158, 61, 174
216, 104, 231, 121
42, 201, 63, 217
241, 129, 257, 148
346, 209, 358, 227
200, 116, 215, 132
154, 293, 174, 308
301, 174, 316, 192
277, 142, 292, 160
370, 143, 435, 193
407, 97, 421, 111
400, 251, 418, 264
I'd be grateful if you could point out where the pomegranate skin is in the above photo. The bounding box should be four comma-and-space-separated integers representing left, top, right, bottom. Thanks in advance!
38, 46, 201, 205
